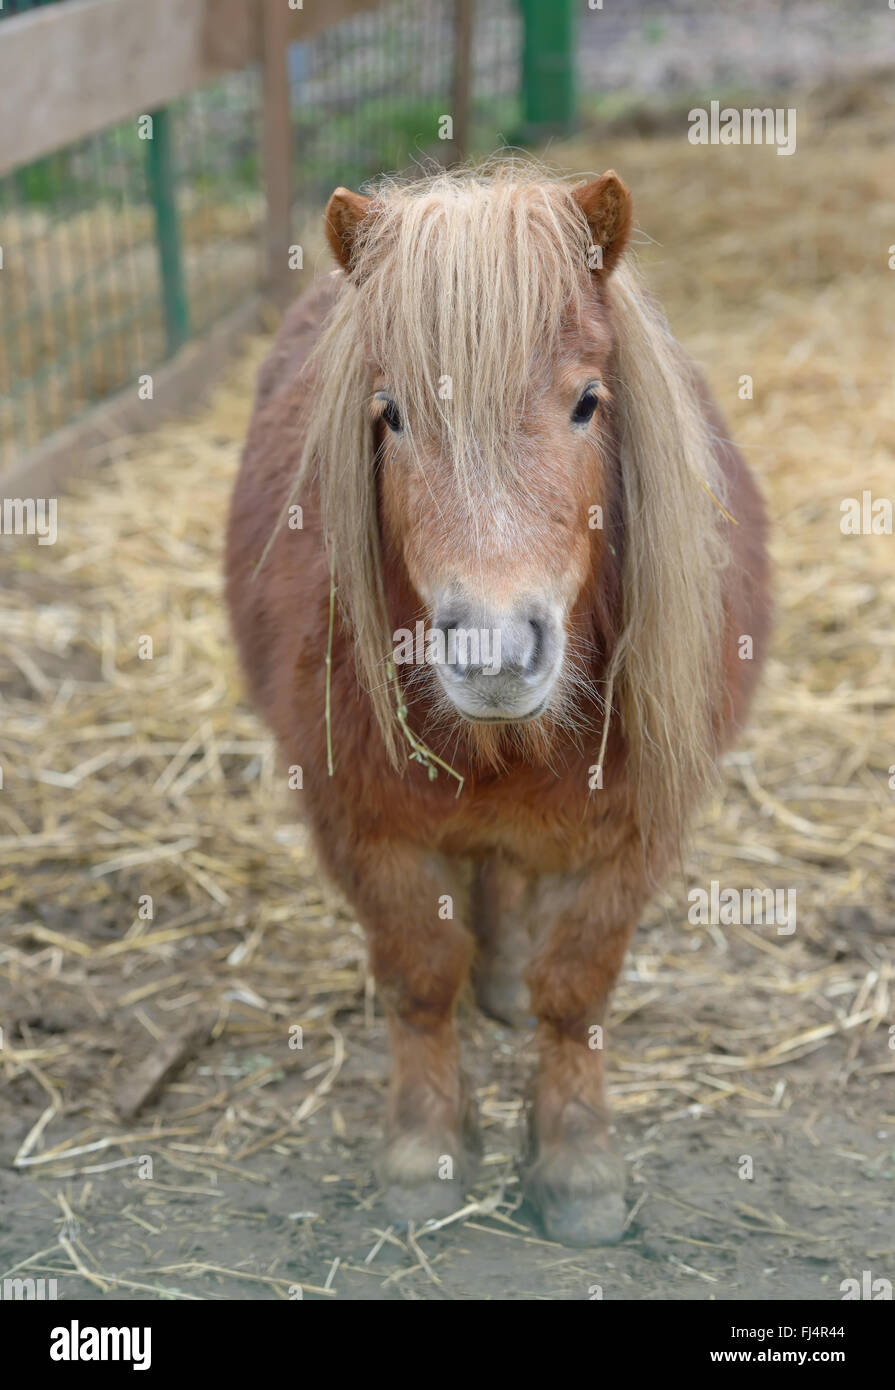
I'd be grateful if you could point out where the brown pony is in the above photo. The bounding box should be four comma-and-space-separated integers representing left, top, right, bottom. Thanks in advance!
225, 162, 770, 1246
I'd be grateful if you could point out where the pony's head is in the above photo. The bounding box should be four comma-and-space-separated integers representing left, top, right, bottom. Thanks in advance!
298, 161, 729, 833
323, 170, 631, 731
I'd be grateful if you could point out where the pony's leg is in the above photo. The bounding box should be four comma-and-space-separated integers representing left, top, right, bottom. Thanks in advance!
470, 854, 536, 1028
348, 842, 477, 1219
523, 848, 648, 1246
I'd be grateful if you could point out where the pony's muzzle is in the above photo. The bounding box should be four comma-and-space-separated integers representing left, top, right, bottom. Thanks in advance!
431, 596, 564, 722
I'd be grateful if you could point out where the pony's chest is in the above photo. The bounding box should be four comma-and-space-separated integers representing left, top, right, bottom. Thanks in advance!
433, 774, 630, 872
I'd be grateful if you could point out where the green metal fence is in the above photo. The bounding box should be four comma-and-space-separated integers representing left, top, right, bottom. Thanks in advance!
0, 68, 263, 465
0, 0, 575, 470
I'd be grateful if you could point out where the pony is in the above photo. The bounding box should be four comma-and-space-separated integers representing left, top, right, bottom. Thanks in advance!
225, 161, 770, 1245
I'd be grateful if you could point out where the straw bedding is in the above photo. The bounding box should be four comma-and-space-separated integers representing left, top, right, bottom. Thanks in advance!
0, 85, 893, 1299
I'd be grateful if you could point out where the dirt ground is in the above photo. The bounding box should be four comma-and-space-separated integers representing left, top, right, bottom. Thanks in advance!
1, 83, 894, 1300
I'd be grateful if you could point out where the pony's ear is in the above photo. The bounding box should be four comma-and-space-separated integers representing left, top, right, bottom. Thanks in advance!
572, 171, 632, 275
324, 187, 374, 272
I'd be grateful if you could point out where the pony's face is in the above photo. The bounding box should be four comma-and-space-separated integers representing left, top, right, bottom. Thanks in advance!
324, 173, 632, 729
372, 335, 613, 724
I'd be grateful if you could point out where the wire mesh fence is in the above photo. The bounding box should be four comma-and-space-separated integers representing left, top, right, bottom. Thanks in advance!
289, 0, 521, 204
0, 0, 523, 470
0, 74, 263, 464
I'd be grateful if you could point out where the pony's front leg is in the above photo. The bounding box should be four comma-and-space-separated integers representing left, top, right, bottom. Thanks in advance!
524, 850, 649, 1246
350, 842, 477, 1219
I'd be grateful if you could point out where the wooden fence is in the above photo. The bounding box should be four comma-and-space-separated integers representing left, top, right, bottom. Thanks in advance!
0, 0, 574, 484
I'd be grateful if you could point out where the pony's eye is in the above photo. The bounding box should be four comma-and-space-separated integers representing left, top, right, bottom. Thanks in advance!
571, 384, 600, 426
376, 393, 402, 433
383, 400, 402, 433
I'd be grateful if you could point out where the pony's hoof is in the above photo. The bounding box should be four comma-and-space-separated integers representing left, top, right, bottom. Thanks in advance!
538, 1188, 626, 1246
524, 1145, 627, 1246
380, 1132, 470, 1223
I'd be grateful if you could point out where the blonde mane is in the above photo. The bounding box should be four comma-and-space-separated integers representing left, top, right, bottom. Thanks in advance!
287, 161, 730, 840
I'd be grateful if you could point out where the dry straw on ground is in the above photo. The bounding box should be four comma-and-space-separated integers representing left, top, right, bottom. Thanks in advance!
0, 85, 893, 1299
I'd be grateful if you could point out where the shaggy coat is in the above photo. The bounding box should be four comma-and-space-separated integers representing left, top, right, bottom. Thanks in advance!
226, 165, 770, 1245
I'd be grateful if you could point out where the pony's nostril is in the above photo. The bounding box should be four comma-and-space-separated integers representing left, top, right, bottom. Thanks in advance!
433, 614, 478, 673
526, 618, 544, 675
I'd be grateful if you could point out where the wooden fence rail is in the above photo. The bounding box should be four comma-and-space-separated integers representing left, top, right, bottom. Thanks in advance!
0, 0, 383, 179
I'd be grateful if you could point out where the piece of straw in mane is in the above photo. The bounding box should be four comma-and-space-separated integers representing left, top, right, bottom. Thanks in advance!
287, 162, 729, 841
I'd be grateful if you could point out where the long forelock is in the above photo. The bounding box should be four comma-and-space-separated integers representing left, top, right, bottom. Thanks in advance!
351, 169, 593, 484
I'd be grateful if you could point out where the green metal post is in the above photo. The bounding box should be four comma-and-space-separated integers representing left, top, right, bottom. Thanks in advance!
519, 0, 576, 141
145, 107, 189, 356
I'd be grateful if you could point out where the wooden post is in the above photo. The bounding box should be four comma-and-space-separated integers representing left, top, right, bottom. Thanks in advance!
259, 0, 292, 309
451, 0, 474, 164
